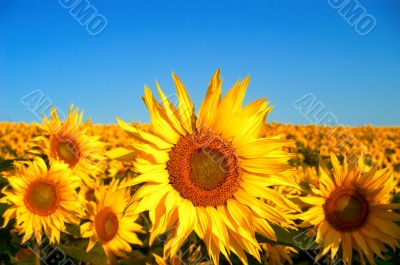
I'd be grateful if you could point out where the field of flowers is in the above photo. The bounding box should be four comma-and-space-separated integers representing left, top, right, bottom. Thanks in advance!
0, 73, 399, 265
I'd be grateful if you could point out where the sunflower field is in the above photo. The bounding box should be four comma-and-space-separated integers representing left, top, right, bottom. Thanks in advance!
0, 71, 400, 265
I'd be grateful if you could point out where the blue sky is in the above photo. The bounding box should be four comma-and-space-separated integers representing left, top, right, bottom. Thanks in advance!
1, 0, 399, 126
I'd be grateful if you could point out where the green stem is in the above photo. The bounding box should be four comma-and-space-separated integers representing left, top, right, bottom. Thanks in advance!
34, 245, 41, 265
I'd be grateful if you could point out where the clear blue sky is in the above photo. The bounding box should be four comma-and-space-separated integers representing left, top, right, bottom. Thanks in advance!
1, 0, 399, 126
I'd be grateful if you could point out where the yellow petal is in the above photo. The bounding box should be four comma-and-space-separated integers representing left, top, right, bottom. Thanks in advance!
196, 69, 222, 130
172, 73, 195, 133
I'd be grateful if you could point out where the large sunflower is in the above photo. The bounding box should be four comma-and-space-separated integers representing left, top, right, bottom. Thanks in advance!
109, 70, 298, 264
298, 153, 400, 264
33, 106, 105, 184
0, 157, 81, 244
80, 180, 143, 260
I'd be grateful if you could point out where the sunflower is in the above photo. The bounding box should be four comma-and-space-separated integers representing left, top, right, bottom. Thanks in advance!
78, 179, 99, 205
33, 105, 105, 184
260, 243, 297, 265
151, 244, 213, 265
167, 243, 213, 265
80, 179, 143, 260
298, 153, 400, 264
108, 70, 298, 264
0, 157, 81, 244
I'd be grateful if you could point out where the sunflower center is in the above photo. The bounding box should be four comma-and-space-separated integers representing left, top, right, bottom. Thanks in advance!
323, 188, 369, 232
95, 207, 119, 243
24, 182, 58, 216
190, 149, 228, 190
167, 132, 240, 207
57, 141, 79, 165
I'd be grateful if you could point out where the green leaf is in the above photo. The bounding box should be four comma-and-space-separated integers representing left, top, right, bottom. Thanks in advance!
0, 204, 16, 256
0, 175, 8, 187
58, 239, 107, 265
117, 250, 148, 265
257, 225, 320, 250
65, 223, 81, 238
0, 160, 15, 172
0, 228, 13, 255
10, 255, 35, 265
0, 203, 8, 217
276, 225, 320, 250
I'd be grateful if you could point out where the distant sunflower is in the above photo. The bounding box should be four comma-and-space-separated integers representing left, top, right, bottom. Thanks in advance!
298, 153, 400, 264
1, 158, 80, 244
170, 243, 213, 265
109, 70, 298, 264
261, 243, 297, 265
78, 179, 99, 205
80, 180, 142, 259
34, 106, 105, 184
